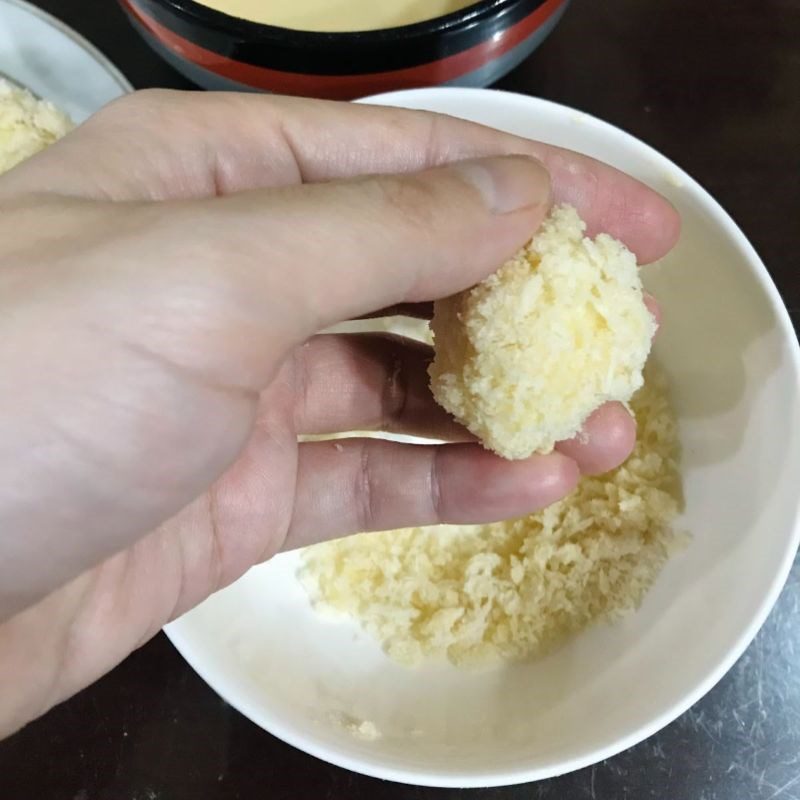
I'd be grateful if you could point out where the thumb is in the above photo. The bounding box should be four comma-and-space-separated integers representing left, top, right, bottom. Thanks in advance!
199, 154, 551, 342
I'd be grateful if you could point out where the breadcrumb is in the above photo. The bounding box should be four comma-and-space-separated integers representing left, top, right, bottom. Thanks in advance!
300, 364, 684, 668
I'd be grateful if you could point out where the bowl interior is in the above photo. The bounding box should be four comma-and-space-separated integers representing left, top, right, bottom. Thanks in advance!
164, 0, 501, 38
166, 89, 800, 788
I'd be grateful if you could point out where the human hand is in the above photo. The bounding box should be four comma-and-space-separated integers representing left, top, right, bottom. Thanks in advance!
0, 91, 678, 736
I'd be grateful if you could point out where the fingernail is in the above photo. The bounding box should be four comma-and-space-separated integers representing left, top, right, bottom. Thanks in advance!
453, 155, 552, 215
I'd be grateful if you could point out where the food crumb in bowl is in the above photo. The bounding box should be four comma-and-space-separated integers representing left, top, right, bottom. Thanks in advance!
328, 712, 382, 741
300, 363, 685, 668
0, 78, 73, 174
429, 204, 656, 459
662, 169, 685, 188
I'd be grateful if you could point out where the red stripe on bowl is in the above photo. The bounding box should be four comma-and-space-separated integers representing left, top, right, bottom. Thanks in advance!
121, 0, 567, 99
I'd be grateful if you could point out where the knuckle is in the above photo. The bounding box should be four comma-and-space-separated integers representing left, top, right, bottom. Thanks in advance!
428, 448, 443, 521
355, 442, 377, 532
380, 349, 408, 432
421, 111, 445, 166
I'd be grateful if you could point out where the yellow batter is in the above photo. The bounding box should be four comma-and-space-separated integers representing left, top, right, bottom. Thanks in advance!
196, 0, 478, 32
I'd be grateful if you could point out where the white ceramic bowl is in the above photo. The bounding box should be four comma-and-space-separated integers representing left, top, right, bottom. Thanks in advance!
0, 0, 131, 120
164, 88, 800, 788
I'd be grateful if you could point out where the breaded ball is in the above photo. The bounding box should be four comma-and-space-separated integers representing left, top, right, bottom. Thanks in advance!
429, 204, 656, 459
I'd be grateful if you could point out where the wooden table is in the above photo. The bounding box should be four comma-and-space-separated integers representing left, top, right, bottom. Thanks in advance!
2, 1, 799, 798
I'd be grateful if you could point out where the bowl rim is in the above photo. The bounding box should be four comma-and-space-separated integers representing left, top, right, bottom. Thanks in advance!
164, 87, 800, 788
2, 0, 133, 94
139, 0, 546, 42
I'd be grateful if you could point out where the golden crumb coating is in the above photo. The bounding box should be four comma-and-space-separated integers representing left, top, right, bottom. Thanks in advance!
429, 204, 656, 459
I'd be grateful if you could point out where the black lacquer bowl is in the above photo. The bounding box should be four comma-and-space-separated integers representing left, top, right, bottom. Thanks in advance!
120, 0, 570, 99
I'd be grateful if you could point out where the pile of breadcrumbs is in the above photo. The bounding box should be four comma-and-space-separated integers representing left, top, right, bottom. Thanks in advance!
300, 364, 684, 668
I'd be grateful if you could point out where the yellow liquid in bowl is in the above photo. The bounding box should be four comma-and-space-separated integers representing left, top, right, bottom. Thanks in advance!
194, 0, 479, 32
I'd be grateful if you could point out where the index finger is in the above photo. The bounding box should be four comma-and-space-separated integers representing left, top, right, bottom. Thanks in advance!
3, 91, 679, 264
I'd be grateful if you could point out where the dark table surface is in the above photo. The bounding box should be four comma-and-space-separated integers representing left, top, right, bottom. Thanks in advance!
2, 0, 800, 798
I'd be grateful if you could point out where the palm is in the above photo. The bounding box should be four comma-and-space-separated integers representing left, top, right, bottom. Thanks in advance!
8, 372, 304, 729
158, 367, 301, 616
